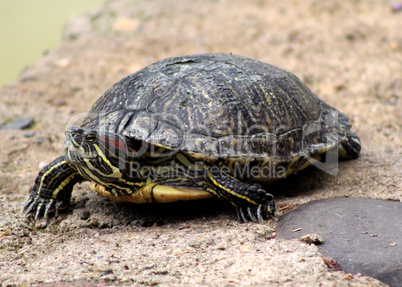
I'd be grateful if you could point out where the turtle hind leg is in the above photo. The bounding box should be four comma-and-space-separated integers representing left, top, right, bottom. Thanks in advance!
236, 199, 276, 223
202, 166, 276, 223
338, 132, 361, 159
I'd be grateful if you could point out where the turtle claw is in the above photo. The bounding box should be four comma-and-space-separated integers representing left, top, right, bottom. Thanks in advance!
237, 207, 247, 222
35, 202, 45, 219
44, 199, 56, 218
237, 206, 261, 223
23, 197, 61, 220
54, 201, 65, 217
247, 207, 258, 222
23, 197, 34, 216
236, 200, 276, 223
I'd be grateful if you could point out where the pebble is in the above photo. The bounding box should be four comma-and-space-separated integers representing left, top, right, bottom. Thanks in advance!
34, 136, 45, 144
80, 211, 91, 220
1, 117, 34, 130
276, 198, 401, 287
113, 17, 140, 31
38, 162, 48, 169
299, 233, 324, 245
24, 131, 36, 137
391, 3, 402, 12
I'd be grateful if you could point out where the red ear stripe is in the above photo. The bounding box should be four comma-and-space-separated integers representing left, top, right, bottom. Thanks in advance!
99, 136, 128, 151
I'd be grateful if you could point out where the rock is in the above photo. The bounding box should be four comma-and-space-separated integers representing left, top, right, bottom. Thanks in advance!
24, 131, 36, 137
299, 233, 325, 245
1, 117, 34, 130
113, 17, 140, 31
391, 3, 402, 13
80, 211, 91, 220
276, 198, 402, 287
322, 257, 341, 271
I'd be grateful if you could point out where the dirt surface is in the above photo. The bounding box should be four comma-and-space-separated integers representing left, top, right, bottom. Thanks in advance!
0, 0, 400, 285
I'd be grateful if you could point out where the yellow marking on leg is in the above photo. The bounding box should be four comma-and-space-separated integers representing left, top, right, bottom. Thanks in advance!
206, 169, 258, 205
37, 160, 70, 199
51, 172, 80, 199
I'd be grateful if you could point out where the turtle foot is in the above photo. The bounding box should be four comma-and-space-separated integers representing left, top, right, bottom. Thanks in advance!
23, 194, 67, 220
236, 200, 276, 223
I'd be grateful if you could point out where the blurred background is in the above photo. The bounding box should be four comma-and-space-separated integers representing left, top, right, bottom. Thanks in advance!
0, 0, 103, 87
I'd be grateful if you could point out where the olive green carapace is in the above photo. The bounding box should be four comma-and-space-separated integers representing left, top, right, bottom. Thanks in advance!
24, 53, 361, 222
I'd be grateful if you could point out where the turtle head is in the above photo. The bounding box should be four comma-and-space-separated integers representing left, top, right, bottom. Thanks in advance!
64, 127, 100, 162
64, 126, 132, 172
63, 126, 142, 189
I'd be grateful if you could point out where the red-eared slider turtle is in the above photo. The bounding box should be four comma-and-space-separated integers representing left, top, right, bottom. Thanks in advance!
24, 53, 361, 222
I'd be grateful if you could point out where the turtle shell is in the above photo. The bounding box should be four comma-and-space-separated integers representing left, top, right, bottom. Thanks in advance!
82, 53, 351, 164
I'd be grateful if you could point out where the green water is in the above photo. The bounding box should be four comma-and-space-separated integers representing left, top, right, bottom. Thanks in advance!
0, 0, 104, 87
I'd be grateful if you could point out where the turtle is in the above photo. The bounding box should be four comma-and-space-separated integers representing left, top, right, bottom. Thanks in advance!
23, 53, 361, 222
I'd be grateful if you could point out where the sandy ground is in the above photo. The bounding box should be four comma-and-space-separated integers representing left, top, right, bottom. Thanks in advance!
0, 0, 400, 285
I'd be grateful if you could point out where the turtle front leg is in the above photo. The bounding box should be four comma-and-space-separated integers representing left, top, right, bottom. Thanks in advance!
24, 156, 84, 219
202, 166, 276, 223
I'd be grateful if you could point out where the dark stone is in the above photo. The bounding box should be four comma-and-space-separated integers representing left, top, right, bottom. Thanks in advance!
1, 117, 34, 130
24, 131, 36, 137
100, 269, 114, 276
80, 211, 91, 220
276, 198, 401, 287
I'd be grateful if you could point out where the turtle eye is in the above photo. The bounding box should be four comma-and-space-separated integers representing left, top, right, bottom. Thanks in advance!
85, 133, 97, 142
